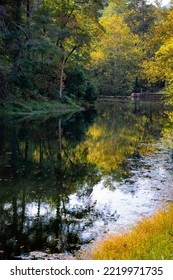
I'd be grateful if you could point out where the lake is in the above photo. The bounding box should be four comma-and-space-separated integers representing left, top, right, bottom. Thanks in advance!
0, 99, 173, 259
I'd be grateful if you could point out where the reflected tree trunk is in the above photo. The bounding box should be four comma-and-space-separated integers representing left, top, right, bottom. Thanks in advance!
12, 196, 18, 236
20, 187, 26, 233
57, 118, 62, 161
16, 140, 22, 158
47, 139, 52, 159
149, 101, 153, 122
11, 131, 18, 177
35, 197, 42, 248
39, 139, 43, 166
25, 140, 29, 160
12, 195, 20, 256
55, 196, 62, 236
37, 197, 41, 218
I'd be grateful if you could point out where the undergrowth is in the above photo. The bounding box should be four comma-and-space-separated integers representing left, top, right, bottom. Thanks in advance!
0, 98, 81, 115
91, 205, 173, 260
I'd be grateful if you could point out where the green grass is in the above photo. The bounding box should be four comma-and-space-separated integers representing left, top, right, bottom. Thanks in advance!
91, 205, 173, 260
0, 98, 81, 116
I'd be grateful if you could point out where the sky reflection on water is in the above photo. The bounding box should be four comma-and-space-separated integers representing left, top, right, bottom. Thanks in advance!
0, 100, 173, 259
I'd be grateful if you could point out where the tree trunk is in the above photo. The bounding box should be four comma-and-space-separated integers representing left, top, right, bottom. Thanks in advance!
26, 0, 30, 25
16, 0, 22, 23
59, 59, 65, 99
12, 48, 20, 81
58, 46, 80, 99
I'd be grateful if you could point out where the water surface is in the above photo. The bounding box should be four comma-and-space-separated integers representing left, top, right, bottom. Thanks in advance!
0, 100, 173, 259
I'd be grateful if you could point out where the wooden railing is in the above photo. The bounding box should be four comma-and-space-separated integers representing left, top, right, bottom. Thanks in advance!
131, 92, 164, 100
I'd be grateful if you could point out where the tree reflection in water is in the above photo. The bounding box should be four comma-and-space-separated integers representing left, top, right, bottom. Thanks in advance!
0, 100, 172, 259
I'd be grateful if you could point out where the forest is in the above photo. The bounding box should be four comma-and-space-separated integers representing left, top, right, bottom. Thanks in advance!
1, 1, 173, 261
0, 0, 173, 105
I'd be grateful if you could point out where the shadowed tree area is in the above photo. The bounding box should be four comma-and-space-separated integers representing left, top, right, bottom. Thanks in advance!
1, 1, 173, 102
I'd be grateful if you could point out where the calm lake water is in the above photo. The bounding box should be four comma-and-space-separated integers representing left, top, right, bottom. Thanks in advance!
0, 99, 173, 259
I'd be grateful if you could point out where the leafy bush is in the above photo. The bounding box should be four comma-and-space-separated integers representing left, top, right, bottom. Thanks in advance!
84, 80, 99, 101
65, 67, 99, 102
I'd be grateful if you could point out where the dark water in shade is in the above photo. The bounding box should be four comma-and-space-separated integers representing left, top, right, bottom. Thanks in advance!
0, 99, 173, 259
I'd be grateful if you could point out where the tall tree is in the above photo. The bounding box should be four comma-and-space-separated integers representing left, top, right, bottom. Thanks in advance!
90, 14, 143, 95
142, 6, 173, 98
124, 0, 157, 38
16, 0, 22, 23
0, 0, 103, 100
47, 0, 104, 98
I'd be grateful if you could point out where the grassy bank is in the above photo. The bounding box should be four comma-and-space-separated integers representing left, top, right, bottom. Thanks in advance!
0, 98, 82, 116
91, 205, 173, 260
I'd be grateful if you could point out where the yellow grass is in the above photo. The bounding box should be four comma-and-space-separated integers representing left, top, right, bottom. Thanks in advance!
91, 205, 173, 260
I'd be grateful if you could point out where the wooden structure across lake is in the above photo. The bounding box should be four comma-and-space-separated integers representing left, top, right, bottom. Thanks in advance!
131, 92, 164, 100
99, 93, 164, 101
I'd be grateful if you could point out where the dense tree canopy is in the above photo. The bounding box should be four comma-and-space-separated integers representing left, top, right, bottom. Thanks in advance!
0, 0, 173, 102
90, 14, 143, 95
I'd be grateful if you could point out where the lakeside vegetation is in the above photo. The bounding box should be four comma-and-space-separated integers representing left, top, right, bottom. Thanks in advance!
0, 98, 81, 116
1, 1, 173, 260
91, 205, 173, 260
1, 0, 173, 106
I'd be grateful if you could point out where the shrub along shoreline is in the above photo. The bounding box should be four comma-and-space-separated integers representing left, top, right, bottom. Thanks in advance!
91, 205, 173, 260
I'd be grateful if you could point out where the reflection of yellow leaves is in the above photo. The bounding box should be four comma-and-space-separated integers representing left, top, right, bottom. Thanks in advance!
73, 104, 158, 173
80, 124, 140, 172
166, 111, 173, 123
32, 149, 50, 162
33, 150, 40, 162
139, 145, 155, 157
161, 111, 173, 145
87, 140, 127, 171
79, 122, 155, 171
88, 125, 104, 139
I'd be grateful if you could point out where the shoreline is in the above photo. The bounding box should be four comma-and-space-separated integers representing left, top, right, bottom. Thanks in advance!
0, 99, 83, 117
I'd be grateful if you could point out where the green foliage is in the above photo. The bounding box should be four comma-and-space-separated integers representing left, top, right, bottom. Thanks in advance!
124, 0, 157, 37
65, 67, 87, 98
0, 99, 81, 116
84, 80, 99, 102
64, 66, 99, 101
0, 0, 172, 103
0, 0, 103, 102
